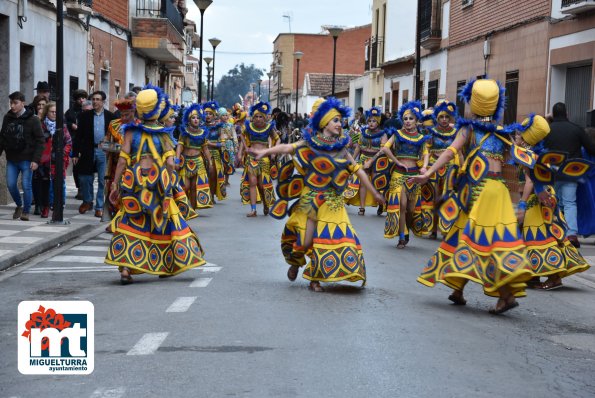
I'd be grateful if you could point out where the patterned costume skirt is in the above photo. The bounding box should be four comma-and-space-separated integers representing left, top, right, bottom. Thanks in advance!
427, 155, 456, 234
240, 154, 276, 207
180, 154, 213, 209
522, 193, 589, 278
384, 165, 432, 238
281, 189, 365, 283
105, 168, 205, 276
224, 140, 236, 176
209, 149, 227, 201
418, 177, 533, 297
344, 153, 378, 207
171, 171, 198, 219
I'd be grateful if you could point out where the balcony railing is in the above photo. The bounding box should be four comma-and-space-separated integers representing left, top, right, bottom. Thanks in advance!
65, 0, 92, 15
420, 28, 442, 50
136, 0, 184, 36
561, 0, 595, 14
365, 36, 384, 71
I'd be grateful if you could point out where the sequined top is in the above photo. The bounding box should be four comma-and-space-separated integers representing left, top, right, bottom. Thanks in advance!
180, 126, 207, 150
359, 127, 384, 152
472, 129, 505, 161
391, 129, 430, 160
205, 122, 223, 143
243, 121, 276, 146
429, 127, 457, 153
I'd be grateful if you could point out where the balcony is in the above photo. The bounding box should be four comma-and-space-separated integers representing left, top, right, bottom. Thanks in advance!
561, 0, 595, 14
421, 29, 442, 50
64, 0, 92, 15
365, 36, 384, 71
131, 0, 186, 65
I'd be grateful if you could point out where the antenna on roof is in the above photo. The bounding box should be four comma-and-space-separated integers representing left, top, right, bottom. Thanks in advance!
282, 12, 292, 33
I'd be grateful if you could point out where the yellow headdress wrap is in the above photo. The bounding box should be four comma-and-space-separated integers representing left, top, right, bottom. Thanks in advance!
520, 114, 550, 146
135, 86, 165, 121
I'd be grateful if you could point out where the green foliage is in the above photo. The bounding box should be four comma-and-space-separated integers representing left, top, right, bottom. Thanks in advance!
214, 63, 264, 108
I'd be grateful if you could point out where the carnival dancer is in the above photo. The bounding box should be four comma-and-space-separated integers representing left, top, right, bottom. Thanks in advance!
426, 100, 460, 238
250, 98, 385, 292
218, 107, 237, 186
411, 78, 535, 314
344, 106, 390, 216
513, 115, 590, 290
237, 101, 279, 217
103, 99, 136, 231
176, 103, 213, 210
232, 106, 247, 167
203, 101, 228, 202
160, 101, 197, 220
368, 101, 431, 249
105, 85, 205, 284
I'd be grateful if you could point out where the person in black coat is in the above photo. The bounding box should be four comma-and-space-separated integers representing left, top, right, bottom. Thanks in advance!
72, 91, 114, 216
544, 102, 595, 248
64, 89, 88, 198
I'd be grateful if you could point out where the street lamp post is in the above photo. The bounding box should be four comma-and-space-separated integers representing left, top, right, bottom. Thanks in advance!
52, 0, 65, 223
326, 26, 343, 97
208, 37, 221, 100
293, 51, 303, 119
250, 83, 256, 106
204, 56, 213, 101
257, 79, 262, 100
206, 66, 213, 102
275, 64, 283, 109
194, 0, 212, 102
267, 71, 273, 102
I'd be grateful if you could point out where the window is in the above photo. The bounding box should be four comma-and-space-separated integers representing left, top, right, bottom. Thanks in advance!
48, 71, 57, 101
402, 89, 409, 104
372, 97, 376, 107
427, 79, 439, 108
69, 76, 79, 106
462, 0, 473, 8
504, 71, 519, 124
456, 80, 466, 117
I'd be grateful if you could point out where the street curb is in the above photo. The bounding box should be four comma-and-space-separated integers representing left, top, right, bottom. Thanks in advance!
0, 223, 100, 272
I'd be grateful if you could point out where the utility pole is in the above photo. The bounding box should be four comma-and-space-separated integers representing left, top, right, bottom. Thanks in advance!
52, 0, 66, 223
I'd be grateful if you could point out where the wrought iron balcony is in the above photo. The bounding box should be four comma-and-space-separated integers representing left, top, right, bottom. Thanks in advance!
64, 0, 92, 15
421, 28, 442, 50
132, 0, 186, 65
365, 36, 384, 71
561, 0, 595, 14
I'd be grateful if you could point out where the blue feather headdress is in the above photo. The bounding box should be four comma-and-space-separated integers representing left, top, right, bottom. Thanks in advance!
458, 78, 506, 121
397, 101, 423, 124
138, 83, 165, 121
180, 103, 203, 134
309, 97, 351, 131
365, 106, 383, 121
249, 101, 272, 117
433, 100, 458, 122
202, 101, 220, 115
158, 94, 172, 121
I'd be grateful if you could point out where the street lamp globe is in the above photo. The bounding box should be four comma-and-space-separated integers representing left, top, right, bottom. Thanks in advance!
324, 26, 344, 97
204, 57, 212, 65
194, 0, 212, 11
193, 0, 213, 102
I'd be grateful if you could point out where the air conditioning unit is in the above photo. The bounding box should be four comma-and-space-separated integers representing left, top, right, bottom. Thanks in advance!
102, 60, 110, 70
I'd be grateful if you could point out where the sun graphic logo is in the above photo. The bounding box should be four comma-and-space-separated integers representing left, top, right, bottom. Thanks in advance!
18, 301, 94, 375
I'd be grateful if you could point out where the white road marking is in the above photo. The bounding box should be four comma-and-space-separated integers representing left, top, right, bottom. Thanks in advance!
68, 245, 109, 252
0, 229, 18, 236
88, 239, 110, 243
189, 277, 212, 287
23, 268, 113, 274
200, 266, 222, 273
89, 387, 126, 398
166, 297, 197, 313
0, 250, 14, 256
0, 236, 42, 244
0, 220, 44, 226
127, 332, 168, 356
585, 256, 595, 266
48, 255, 105, 263
570, 275, 595, 290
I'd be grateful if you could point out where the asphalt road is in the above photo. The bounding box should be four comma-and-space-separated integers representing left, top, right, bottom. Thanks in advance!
1, 173, 595, 398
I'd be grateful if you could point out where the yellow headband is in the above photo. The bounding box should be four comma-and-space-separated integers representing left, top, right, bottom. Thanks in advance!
320, 109, 341, 129
403, 109, 416, 120
159, 108, 175, 123
470, 79, 500, 117
521, 115, 550, 146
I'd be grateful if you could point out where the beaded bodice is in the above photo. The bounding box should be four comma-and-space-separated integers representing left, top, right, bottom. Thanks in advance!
392, 129, 429, 159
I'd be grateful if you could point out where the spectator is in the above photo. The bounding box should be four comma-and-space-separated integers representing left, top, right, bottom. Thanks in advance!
544, 102, 595, 248
383, 110, 403, 130
34, 81, 51, 101
113, 91, 137, 119
31, 95, 48, 118
72, 90, 114, 217
0, 91, 45, 221
131, 86, 142, 95
65, 89, 88, 199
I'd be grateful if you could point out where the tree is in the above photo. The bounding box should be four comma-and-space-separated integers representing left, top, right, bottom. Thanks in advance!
214, 63, 264, 108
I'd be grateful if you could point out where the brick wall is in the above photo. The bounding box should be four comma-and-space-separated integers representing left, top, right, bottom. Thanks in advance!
449, 0, 549, 46
92, 0, 129, 29
132, 18, 183, 45
89, 27, 128, 108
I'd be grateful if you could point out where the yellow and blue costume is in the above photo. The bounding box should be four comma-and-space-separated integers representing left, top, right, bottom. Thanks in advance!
178, 103, 213, 210
270, 98, 366, 284
105, 86, 205, 275
240, 102, 278, 209
203, 101, 228, 201
344, 106, 391, 208
515, 115, 590, 280
418, 79, 532, 298
382, 101, 433, 239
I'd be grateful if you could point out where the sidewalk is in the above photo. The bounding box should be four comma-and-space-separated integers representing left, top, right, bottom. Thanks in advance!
0, 179, 105, 271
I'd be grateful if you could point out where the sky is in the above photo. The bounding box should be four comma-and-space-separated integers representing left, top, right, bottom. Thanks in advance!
186, 0, 373, 84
